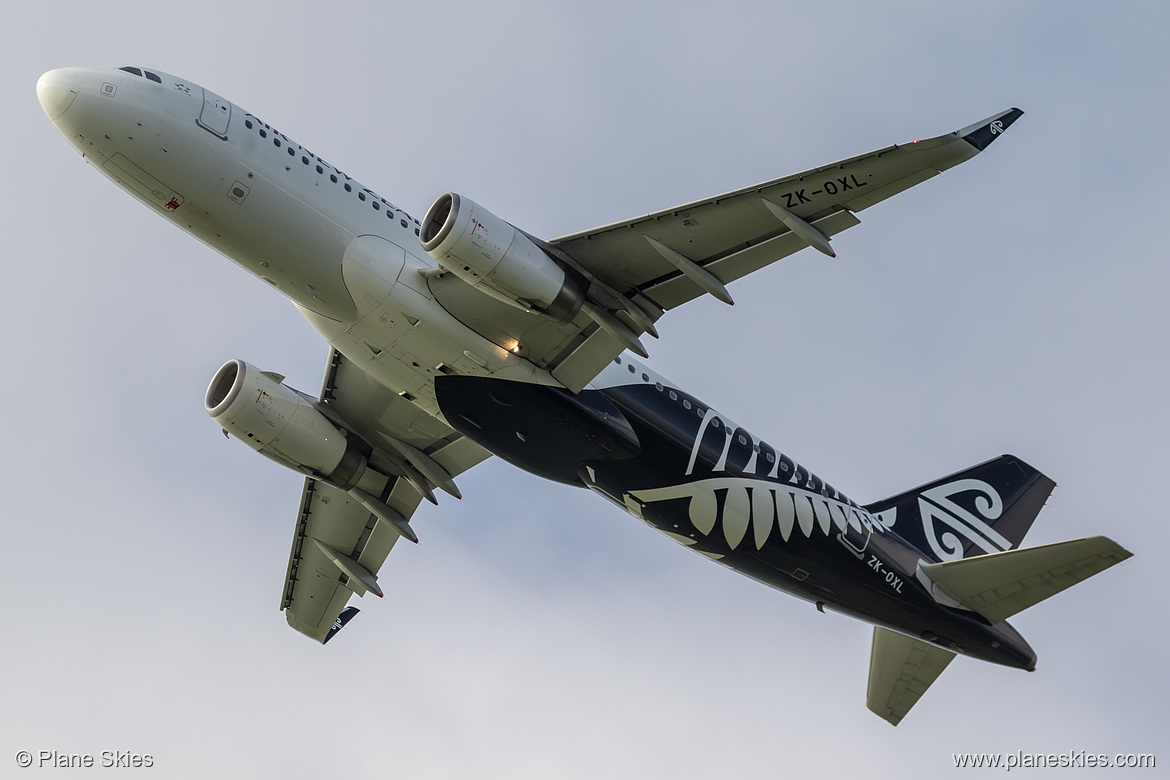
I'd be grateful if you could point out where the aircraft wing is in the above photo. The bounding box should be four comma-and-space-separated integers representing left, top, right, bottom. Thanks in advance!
280, 349, 490, 642
426, 109, 1022, 392
550, 108, 1023, 312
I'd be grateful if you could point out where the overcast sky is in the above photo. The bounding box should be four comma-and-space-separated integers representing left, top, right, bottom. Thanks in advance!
4, 1, 1166, 777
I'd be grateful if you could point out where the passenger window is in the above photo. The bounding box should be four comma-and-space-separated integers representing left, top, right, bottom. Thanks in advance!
683, 399, 692, 409
668, 390, 677, 401
259, 129, 267, 138
301, 157, 309, 165
344, 183, 352, 192
627, 364, 635, 373
400, 219, 408, 228
641, 373, 648, 382
330, 174, 337, 183
288, 147, 295, 157
359, 192, 367, 201
274, 139, 281, 147
316, 165, 324, 174
615, 357, 622, 364
245, 120, 253, 129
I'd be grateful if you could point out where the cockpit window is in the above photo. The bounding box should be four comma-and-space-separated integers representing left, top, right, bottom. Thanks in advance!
118, 67, 162, 84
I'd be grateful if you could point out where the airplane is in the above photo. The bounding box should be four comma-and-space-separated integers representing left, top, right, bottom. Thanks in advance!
38, 66, 1132, 726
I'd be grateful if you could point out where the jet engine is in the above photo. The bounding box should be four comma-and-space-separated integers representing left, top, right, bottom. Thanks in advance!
206, 359, 440, 544
420, 193, 584, 321
205, 359, 369, 489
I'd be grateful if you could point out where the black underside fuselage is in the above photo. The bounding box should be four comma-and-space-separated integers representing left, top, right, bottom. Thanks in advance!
435, 372, 1037, 670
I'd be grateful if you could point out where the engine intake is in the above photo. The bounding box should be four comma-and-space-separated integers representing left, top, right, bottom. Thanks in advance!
420, 193, 584, 321
205, 359, 367, 488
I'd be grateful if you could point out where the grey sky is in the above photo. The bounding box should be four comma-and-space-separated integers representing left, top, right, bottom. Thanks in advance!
4, 1, 1166, 777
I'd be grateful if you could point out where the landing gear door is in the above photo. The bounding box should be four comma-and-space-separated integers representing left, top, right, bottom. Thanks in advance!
197, 87, 231, 139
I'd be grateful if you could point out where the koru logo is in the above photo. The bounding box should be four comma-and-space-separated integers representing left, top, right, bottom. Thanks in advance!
916, 478, 1011, 561
990, 120, 1005, 135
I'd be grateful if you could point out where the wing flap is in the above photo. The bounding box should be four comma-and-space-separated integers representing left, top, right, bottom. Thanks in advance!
867, 627, 956, 727
551, 328, 628, 394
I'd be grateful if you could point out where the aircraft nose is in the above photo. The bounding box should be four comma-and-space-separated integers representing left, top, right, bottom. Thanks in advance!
37, 68, 84, 121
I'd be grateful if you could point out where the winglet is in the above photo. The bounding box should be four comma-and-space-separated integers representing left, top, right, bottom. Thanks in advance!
959, 107, 1024, 152
323, 606, 360, 645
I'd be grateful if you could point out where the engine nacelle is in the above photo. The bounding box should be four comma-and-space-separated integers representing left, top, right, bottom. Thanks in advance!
420, 192, 584, 321
205, 360, 368, 488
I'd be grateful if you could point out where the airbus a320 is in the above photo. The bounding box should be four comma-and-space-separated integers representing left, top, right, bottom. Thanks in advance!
38, 66, 1131, 725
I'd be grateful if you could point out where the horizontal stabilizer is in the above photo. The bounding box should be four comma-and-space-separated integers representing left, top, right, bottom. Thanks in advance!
867, 627, 956, 726
919, 536, 1132, 623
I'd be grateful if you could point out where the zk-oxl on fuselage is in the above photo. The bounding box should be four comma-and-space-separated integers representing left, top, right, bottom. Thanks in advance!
40, 66, 1129, 726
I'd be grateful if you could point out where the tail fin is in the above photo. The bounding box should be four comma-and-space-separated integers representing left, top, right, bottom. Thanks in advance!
919, 535, 1132, 623
865, 454, 1055, 562
867, 627, 955, 726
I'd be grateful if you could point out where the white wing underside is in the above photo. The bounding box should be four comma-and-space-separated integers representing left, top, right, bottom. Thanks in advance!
280, 349, 489, 642
427, 109, 1022, 392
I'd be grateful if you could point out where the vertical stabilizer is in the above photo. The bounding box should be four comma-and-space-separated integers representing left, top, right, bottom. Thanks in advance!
865, 455, 1054, 562
867, 627, 956, 726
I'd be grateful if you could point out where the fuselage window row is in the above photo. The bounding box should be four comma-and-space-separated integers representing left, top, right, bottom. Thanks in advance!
240, 113, 423, 236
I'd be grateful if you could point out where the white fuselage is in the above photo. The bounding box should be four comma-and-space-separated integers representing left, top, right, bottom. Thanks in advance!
40, 66, 557, 423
